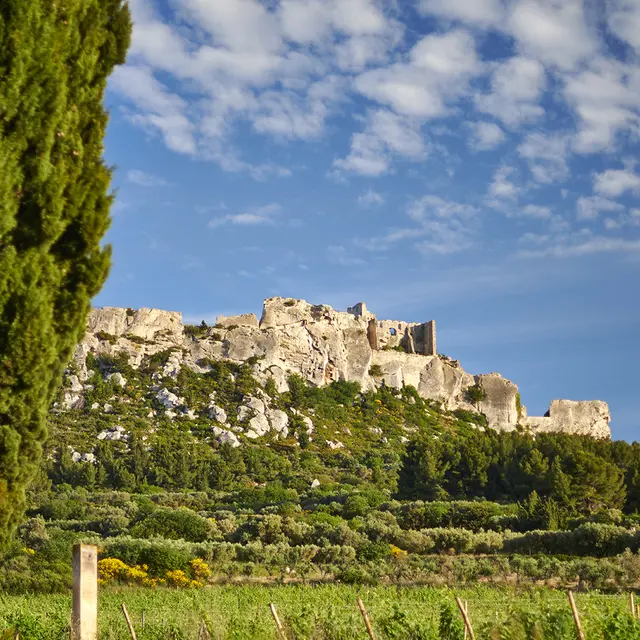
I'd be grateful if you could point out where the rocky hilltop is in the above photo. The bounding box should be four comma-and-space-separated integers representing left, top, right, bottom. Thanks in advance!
65, 297, 611, 439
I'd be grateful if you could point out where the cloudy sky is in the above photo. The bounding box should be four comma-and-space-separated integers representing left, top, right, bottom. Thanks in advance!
99, 0, 640, 440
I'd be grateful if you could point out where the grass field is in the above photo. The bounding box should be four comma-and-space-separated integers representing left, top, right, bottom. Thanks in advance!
1, 584, 638, 639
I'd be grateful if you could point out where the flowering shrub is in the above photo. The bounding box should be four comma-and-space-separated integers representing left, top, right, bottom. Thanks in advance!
189, 558, 211, 582
165, 569, 202, 588
98, 558, 161, 587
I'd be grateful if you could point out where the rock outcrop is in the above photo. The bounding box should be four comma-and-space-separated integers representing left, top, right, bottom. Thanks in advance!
521, 400, 611, 439
66, 297, 611, 438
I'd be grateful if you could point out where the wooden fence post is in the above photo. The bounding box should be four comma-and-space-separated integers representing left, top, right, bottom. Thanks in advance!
121, 603, 137, 640
568, 591, 585, 640
357, 598, 376, 640
456, 597, 476, 640
630, 593, 636, 619
463, 601, 469, 640
71, 544, 98, 640
269, 603, 286, 640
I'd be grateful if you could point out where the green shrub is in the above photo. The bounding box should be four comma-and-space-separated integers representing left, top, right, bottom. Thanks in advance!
369, 364, 384, 378
95, 331, 118, 345
130, 507, 215, 542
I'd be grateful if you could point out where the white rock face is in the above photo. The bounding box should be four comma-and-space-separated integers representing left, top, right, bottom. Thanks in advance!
245, 396, 266, 414
248, 414, 270, 437
108, 373, 127, 387
326, 440, 344, 450
208, 404, 227, 423
70, 297, 611, 439
311, 479, 321, 489
97, 425, 127, 441
302, 415, 314, 434
62, 375, 85, 409
156, 388, 184, 409
267, 409, 289, 436
212, 426, 241, 448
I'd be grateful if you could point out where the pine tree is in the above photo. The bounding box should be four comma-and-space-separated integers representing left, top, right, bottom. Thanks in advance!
0, 0, 131, 547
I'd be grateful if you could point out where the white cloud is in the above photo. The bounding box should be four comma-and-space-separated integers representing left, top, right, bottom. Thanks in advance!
489, 166, 520, 200
208, 203, 282, 228
355, 29, 480, 119
356, 195, 477, 254
519, 232, 640, 258
606, 0, 640, 53
521, 204, 552, 218
333, 109, 425, 176
126, 169, 168, 187
604, 211, 640, 229
564, 57, 640, 154
518, 133, 569, 183
468, 121, 506, 151
594, 167, 640, 197
181, 0, 283, 57
358, 189, 385, 207
110, 65, 197, 155
279, 0, 334, 44
508, 0, 598, 71
417, 0, 504, 27
576, 195, 624, 220
409, 196, 478, 254
252, 90, 329, 139
475, 57, 546, 127
327, 245, 368, 266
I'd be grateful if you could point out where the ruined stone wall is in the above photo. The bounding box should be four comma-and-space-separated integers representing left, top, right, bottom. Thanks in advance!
215, 313, 259, 328
522, 400, 611, 439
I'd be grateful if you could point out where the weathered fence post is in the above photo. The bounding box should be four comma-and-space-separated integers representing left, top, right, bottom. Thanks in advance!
71, 544, 98, 640
568, 591, 586, 640
463, 601, 469, 640
630, 593, 636, 619
269, 603, 286, 640
456, 597, 476, 640
357, 598, 376, 640
121, 603, 137, 640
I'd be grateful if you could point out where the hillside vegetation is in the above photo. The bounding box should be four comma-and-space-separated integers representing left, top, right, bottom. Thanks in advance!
2, 349, 640, 594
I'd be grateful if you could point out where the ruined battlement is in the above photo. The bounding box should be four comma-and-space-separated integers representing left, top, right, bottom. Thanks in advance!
347, 300, 436, 356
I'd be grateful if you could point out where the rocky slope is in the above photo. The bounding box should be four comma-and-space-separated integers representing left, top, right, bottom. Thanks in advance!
61, 296, 611, 439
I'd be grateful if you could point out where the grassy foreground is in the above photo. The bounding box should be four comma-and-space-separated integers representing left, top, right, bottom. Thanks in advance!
1, 584, 638, 639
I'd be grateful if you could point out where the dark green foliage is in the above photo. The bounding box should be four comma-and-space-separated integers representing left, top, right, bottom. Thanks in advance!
465, 383, 486, 408
184, 324, 208, 339
0, 0, 131, 547
95, 331, 118, 344
130, 507, 214, 542
438, 602, 464, 640
369, 364, 384, 378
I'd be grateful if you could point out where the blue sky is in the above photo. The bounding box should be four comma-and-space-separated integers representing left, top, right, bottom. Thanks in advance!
98, 0, 639, 440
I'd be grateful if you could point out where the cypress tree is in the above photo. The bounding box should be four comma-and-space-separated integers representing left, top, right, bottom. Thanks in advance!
0, 0, 131, 547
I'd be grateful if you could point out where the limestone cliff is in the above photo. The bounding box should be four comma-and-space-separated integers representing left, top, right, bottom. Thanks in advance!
66, 297, 611, 439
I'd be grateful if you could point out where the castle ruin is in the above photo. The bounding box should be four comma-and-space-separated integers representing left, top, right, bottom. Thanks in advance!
347, 302, 436, 356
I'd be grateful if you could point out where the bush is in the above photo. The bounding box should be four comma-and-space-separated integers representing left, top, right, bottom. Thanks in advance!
130, 508, 214, 542
369, 364, 384, 378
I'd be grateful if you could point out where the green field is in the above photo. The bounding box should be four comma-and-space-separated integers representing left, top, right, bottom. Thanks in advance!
1, 585, 639, 640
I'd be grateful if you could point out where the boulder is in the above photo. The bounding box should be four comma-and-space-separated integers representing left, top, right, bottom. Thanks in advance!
267, 409, 289, 436
108, 372, 127, 387
156, 388, 184, 409
208, 404, 227, 423
212, 426, 241, 448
